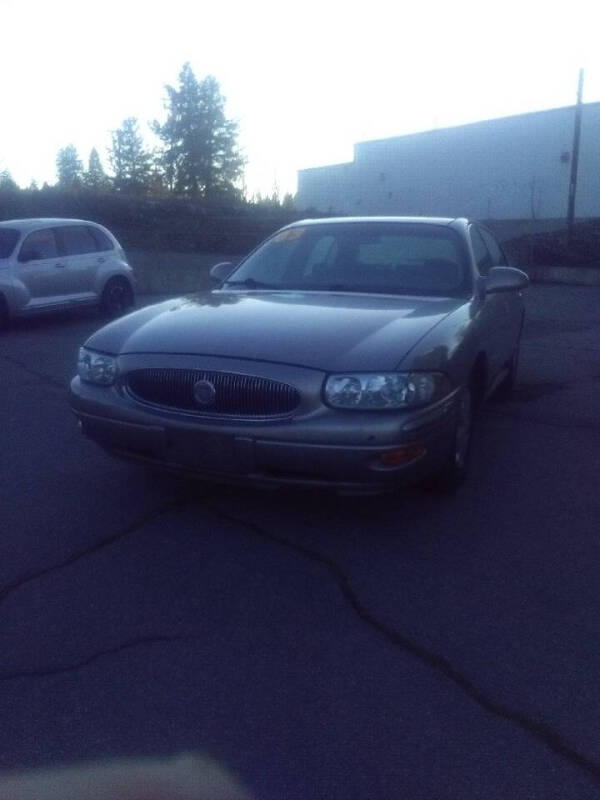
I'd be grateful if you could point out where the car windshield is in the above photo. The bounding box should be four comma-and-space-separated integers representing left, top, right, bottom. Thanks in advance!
0, 228, 19, 258
226, 222, 471, 297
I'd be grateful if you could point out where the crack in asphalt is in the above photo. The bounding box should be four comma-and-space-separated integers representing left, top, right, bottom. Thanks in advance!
0, 634, 191, 682
0, 352, 68, 391
0, 500, 185, 607
206, 503, 600, 784
2, 495, 600, 781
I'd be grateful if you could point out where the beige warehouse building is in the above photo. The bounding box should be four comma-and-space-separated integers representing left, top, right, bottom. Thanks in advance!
296, 103, 600, 220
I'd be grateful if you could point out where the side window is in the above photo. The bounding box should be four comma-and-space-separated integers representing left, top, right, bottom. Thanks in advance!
88, 226, 114, 252
58, 225, 98, 256
479, 228, 507, 267
18, 229, 59, 262
469, 226, 493, 276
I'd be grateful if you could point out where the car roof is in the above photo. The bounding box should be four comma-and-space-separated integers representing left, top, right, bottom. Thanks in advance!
0, 218, 103, 232
285, 216, 466, 227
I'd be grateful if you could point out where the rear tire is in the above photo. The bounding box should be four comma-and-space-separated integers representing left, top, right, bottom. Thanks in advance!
100, 277, 134, 318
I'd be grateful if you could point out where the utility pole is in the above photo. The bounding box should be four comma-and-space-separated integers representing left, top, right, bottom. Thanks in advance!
567, 68, 584, 243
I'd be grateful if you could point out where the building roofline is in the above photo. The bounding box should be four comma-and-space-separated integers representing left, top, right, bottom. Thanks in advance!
298, 161, 353, 175
355, 101, 600, 149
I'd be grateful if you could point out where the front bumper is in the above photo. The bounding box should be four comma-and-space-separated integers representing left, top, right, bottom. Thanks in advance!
69, 372, 459, 492
71, 388, 455, 491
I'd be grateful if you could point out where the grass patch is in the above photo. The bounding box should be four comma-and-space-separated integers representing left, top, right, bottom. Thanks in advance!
127, 249, 244, 294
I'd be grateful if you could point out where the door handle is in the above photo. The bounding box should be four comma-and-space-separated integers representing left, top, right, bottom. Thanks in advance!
97, 257, 106, 264
54, 262, 66, 268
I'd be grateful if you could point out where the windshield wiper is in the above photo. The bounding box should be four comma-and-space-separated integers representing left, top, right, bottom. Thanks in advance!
225, 278, 279, 289
326, 283, 423, 296
326, 283, 370, 293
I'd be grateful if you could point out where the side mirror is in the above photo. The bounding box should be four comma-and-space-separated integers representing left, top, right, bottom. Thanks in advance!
486, 266, 529, 294
210, 261, 234, 285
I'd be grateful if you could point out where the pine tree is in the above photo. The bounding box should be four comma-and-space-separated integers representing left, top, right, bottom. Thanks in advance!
282, 193, 295, 210
153, 63, 245, 198
56, 144, 83, 189
147, 148, 168, 195
0, 169, 18, 191
109, 118, 152, 194
84, 148, 110, 191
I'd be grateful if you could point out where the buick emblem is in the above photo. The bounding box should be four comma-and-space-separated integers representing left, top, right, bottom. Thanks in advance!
193, 379, 216, 407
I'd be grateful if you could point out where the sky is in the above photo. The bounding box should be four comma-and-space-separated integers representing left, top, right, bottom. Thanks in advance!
1, 0, 599, 197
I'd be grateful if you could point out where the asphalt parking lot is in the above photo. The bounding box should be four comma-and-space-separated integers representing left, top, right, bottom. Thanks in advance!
1, 284, 600, 799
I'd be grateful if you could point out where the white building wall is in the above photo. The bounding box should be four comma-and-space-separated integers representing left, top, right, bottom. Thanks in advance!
296, 104, 600, 219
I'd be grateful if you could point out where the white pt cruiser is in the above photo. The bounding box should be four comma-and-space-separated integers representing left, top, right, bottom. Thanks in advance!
0, 218, 136, 326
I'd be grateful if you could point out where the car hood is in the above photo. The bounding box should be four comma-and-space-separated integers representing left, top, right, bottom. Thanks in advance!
86, 290, 464, 372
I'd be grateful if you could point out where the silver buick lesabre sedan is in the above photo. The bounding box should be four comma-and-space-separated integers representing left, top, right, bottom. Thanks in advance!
69, 217, 528, 492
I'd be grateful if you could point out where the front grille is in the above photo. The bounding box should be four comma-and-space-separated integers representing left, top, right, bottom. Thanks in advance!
125, 369, 300, 418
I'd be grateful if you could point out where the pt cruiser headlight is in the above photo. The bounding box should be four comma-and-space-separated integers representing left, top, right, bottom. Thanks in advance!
324, 372, 450, 410
77, 347, 118, 386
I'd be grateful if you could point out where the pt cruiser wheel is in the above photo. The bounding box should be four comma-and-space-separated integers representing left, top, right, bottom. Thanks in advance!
100, 277, 134, 317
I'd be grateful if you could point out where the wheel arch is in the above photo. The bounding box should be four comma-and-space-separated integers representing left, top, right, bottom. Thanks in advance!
99, 271, 135, 296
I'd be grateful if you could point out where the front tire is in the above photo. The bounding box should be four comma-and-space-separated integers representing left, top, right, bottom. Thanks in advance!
100, 277, 134, 318
494, 339, 520, 401
495, 314, 524, 402
424, 387, 473, 492
0, 295, 10, 331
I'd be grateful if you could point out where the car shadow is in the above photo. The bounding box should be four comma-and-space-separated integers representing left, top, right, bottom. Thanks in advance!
7, 306, 102, 333
143, 464, 445, 539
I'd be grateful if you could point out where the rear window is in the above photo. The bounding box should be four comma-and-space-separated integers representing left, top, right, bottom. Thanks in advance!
57, 225, 98, 256
0, 228, 19, 258
87, 226, 114, 252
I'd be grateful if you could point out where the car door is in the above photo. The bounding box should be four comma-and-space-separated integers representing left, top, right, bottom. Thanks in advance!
16, 227, 70, 308
54, 224, 101, 300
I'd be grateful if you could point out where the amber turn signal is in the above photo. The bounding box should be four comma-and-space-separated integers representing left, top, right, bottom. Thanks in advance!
378, 444, 426, 466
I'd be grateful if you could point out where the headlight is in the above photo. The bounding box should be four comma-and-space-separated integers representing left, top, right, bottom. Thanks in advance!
77, 347, 118, 386
324, 372, 450, 410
